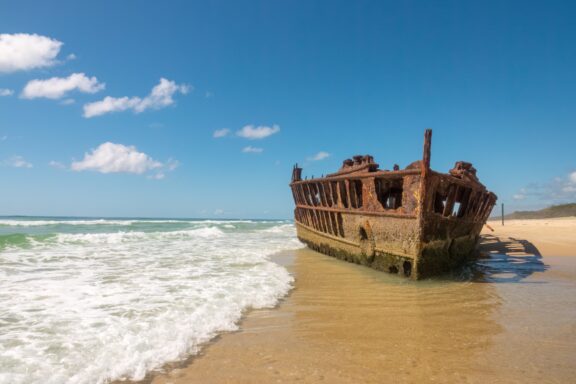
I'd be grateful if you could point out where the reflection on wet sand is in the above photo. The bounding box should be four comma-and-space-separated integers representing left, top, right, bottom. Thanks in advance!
473, 234, 548, 283
277, 249, 503, 383
150, 234, 576, 384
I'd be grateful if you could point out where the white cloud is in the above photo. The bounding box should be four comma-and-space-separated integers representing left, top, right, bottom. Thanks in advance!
242, 146, 263, 153
214, 209, 224, 215
70, 142, 173, 178
0, 88, 14, 96
513, 172, 576, 203
0, 33, 63, 73
213, 128, 230, 138
66, 53, 76, 61
83, 78, 190, 118
4, 155, 32, 168
21, 73, 105, 99
83, 96, 140, 117
60, 98, 75, 105
308, 151, 330, 161
236, 124, 280, 140
133, 79, 190, 112
49, 160, 66, 169
165, 159, 179, 171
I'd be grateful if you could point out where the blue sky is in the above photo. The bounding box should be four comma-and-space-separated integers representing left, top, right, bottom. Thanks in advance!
0, 0, 575, 218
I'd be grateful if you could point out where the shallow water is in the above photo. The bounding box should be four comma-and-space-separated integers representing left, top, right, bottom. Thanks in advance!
0, 217, 302, 384
151, 238, 576, 384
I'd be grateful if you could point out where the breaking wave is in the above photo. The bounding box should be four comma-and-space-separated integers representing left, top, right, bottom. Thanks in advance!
0, 218, 302, 384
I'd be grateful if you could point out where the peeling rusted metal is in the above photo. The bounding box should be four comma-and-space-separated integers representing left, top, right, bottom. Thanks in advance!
289, 129, 498, 279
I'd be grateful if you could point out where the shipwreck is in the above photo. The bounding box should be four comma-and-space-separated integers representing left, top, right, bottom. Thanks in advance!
289, 129, 497, 279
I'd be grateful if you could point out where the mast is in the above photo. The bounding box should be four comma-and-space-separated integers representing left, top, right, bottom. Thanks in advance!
419, 129, 433, 209
417, 129, 432, 271
422, 129, 432, 172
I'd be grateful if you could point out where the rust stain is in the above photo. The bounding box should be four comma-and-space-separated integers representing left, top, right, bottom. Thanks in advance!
290, 129, 497, 279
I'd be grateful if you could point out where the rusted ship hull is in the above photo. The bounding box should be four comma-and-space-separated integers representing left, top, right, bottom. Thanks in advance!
290, 130, 497, 279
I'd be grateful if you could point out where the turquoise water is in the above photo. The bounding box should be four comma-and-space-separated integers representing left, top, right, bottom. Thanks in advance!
0, 217, 302, 384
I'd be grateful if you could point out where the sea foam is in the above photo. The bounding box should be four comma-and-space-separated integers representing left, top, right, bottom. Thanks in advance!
0, 219, 302, 384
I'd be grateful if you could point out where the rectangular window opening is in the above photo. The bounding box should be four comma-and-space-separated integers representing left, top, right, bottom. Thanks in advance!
330, 212, 338, 237
323, 183, 333, 207
339, 181, 349, 208
349, 180, 363, 208
452, 202, 461, 216
330, 181, 339, 207
375, 178, 403, 210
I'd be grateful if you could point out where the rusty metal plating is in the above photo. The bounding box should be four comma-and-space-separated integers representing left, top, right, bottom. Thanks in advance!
290, 129, 497, 279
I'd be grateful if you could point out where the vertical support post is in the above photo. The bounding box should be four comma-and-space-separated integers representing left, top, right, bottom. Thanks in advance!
442, 184, 459, 217
335, 181, 343, 208
422, 129, 432, 171
419, 129, 433, 214
291, 164, 302, 182
501, 203, 504, 226
416, 129, 433, 279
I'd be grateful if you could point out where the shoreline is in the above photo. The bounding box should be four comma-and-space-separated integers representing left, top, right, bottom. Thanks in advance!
485, 217, 576, 256
119, 250, 300, 384
145, 218, 576, 383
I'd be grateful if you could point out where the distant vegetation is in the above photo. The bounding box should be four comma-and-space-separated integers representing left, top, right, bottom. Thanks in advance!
495, 203, 576, 220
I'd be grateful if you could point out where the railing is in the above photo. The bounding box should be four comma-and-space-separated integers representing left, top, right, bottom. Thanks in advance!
430, 175, 497, 222
291, 176, 415, 216
292, 173, 496, 224
294, 207, 345, 237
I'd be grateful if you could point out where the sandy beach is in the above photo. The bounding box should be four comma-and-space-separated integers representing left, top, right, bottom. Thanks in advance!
148, 218, 576, 384
484, 217, 576, 257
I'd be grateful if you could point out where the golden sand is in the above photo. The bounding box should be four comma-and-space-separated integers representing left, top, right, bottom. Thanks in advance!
148, 218, 576, 384
485, 217, 576, 256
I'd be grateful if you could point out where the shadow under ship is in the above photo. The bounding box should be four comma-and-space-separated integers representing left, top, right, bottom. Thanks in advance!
289, 129, 497, 279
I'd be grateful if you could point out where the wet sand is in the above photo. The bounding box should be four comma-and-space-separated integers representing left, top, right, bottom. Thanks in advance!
485, 217, 576, 256
149, 219, 576, 384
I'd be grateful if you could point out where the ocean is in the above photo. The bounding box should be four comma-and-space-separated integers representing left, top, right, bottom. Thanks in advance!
0, 217, 302, 384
